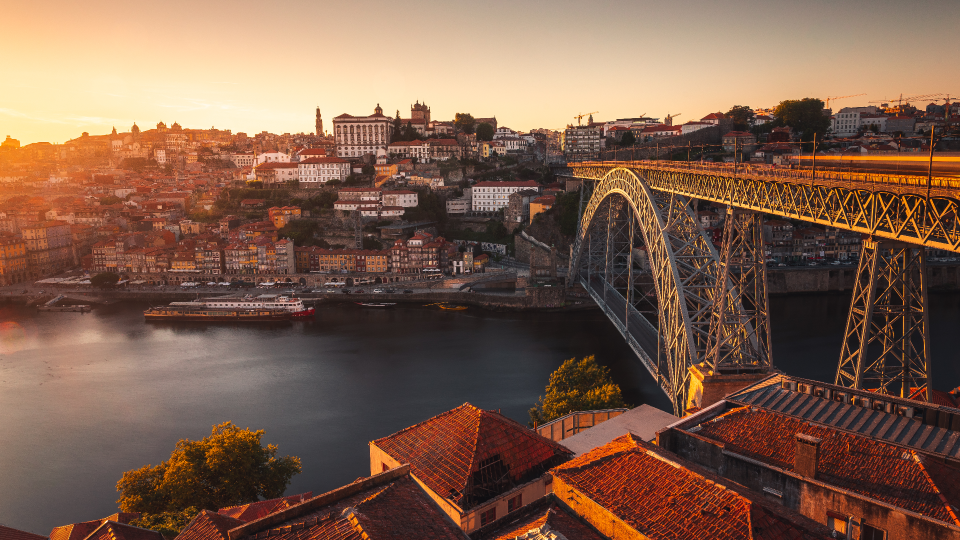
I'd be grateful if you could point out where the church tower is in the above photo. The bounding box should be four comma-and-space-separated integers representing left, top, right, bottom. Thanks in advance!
316, 107, 323, 137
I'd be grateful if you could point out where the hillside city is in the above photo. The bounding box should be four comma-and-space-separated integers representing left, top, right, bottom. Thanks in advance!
1, 97, 958, 291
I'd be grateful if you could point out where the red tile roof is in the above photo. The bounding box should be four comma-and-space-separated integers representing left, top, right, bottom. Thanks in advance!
225, 467, 466, 540
176, 510, 245, 540
217, 492, 313, 521
49, 515, 140, 540
82, 522, 163, 540
299, 157, 348, 164
298, 148, 327, 156
478, 499, 605, 540
552, 435, 834, 540
372, 403, 572, 509
0, 525, 47, 540
473, 181, 539, 188
690, 407, 960, 525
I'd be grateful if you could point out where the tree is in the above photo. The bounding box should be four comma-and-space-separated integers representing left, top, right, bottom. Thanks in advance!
91, 272, 120, 288
361, 164, 376, 176
278, 219, 325, 247
362, 236, 383, 250
116, 422, 301, 514
773, 98, 831, 141
476, 123, 495, 141
131, 508, 200, 537
529, 355, 627, 426
454, 113, 476, 135
725, 105, 755, 131
619, 131, 636, 147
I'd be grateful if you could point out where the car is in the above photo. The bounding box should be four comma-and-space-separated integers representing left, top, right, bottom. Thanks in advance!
385, 289, 396, 293
341, 289, 351, 294
373, 288, 384, 293
777, 263, 786, 267
403, 289, 414, 294
355, 289, 365, 293
325, 289, 335, 293
808, 262, 818, 266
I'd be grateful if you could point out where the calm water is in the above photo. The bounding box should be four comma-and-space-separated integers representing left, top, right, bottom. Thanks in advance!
0, 293, 957, 532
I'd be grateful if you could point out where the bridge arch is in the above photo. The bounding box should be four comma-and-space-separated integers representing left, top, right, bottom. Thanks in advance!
569, 167, 724, 412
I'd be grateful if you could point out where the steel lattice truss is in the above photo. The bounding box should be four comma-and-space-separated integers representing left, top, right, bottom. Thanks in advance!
571, 163, 960, 253
570, 168, 727, 412
835, 241, 931, 399
707, 208, 773, 373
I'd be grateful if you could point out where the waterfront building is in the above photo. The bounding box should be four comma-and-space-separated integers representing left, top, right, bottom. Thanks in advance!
370, 403, 573, 533
334, 104, 393, 159
21, 221, 75, 278
0, 233, 28, 286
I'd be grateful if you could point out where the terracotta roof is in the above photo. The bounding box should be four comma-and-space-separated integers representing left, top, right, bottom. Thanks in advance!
299, 157, 349, 164
255, 162, 297, 169
217, 492, 314, 520
688, 407, 960, 525
177, 510, 246, 540
372, 403, 572, 509
476, 498, 605, 540
224, 467, 466, 540
553, 435, 833, 540
49, 515, 140, 540
0, 525, 47, 540
473, 181, 539, 188
298, 148, 327, 156
82, 522, 163, 540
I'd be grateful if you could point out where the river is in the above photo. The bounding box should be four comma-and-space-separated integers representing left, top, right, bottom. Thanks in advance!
0, 293, 958, 532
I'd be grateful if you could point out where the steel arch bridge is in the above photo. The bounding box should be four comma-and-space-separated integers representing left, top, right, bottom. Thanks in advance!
567, 161, 960, 414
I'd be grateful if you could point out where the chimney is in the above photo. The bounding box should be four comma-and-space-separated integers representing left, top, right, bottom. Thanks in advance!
795, 433, 822, 479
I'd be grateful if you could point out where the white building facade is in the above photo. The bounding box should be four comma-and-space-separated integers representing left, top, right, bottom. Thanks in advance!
334, 105, 394, 158
471, 181, 539, 212
298, 157, 350, 187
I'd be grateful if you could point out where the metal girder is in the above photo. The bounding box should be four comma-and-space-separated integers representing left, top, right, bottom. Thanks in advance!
707, 208, 773, 372
569, 167, 727, 414
570, 163, 960, 253
835, 240, 931, 400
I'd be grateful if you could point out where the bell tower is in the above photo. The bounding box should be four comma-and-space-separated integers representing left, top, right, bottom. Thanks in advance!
316, 107, 323, 137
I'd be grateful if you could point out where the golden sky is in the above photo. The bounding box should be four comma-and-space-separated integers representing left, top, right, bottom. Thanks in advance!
2, 0, 958, 145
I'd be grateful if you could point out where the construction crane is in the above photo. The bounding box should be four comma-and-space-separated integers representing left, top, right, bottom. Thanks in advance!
824, 93, 866, 109
869, 93, 943, 113
664, 112, 682, 126
575, 111, 598, 126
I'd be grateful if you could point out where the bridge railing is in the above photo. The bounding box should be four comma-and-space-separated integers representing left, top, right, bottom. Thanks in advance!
580, 159, 960, 191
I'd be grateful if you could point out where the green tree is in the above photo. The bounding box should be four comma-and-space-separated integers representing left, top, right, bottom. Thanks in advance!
131, 508, 200, 537
773, 98, 831, 141
476, 123, 495, 141
91, 272, 120, 288
246, 180, 263, 189
529, 355, 627, 426
619, 131, 636, 147
362, 236, 383, 250
278, 219, 324, 247
454, 113, 476, 135
116, 422, 301, 514
725, 105, 755, 131
361, 164, 376, 175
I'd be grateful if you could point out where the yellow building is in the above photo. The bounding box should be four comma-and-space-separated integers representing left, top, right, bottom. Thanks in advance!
529, 195, 556, 224
171, 252, 197, 271
0, 235, 28, 285
268, 206, 302, 229
374, 164, 398, 177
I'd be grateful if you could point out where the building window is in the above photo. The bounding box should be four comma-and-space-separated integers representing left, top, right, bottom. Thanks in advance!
861, 523, 886, 540
480, 507, 497, 527
507, 494, 522, 513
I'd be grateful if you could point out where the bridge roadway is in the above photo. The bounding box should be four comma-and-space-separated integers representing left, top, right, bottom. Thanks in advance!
581, 274, 670, 397
571, 160, 960, 253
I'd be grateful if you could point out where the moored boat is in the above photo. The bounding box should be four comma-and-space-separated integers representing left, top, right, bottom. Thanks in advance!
145, 294, 315, 321
356, 302, 396, 308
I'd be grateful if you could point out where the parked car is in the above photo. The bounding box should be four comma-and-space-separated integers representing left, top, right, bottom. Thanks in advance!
355, 289, 365, 293
385, 289, 396, 293
403, 289, 414, 294
341, 289, 351, 294
325, 289, 335, 293
373, 288, 384, 293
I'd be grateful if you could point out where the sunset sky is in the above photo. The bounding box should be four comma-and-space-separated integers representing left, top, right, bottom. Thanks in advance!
2, 0, 958, 145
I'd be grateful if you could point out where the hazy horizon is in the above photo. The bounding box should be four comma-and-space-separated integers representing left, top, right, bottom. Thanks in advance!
3, 0, 958, 145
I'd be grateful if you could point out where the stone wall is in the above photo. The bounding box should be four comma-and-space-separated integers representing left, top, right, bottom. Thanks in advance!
767, 265, 960, 294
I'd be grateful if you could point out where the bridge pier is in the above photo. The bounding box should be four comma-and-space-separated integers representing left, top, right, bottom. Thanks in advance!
835, 240, 931, 401
706, 208, 773, 372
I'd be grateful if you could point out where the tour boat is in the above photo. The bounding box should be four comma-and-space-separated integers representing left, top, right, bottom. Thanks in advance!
144, 294, 315, 321
356, 302, 396, 308
438, 303, 467, 311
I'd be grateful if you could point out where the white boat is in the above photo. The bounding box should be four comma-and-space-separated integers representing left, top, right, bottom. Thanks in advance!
168, 295, 315, 318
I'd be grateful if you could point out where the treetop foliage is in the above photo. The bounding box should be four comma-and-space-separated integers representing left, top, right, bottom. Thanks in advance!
773, 98, 831, 141
475, 123, 495, 142
116, 421, 301, 515
529, 355, 627, 426
725, 105, 755, 131
454, 113, 476, 135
